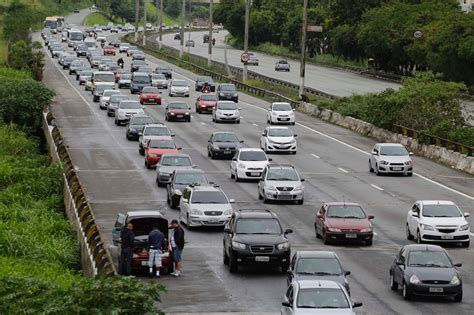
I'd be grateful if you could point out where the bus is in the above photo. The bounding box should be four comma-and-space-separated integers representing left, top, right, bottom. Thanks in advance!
67, 29, 84, 47
44, 17, 58, 30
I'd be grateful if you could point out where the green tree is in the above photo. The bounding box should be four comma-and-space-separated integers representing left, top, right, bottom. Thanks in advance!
3, 3, 34, 43
111, 0, 136, 23
165, 0, 182, 19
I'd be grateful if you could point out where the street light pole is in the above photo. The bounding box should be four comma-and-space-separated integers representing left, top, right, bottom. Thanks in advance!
143, 0, 147, 46
158, 0, 163, 49
134, 0, 139, 42
179, 0, 185, 58
208, 0, 213, 67
299, 0, 308, 100
187, 1, 191, 55
242, 0, 250, 81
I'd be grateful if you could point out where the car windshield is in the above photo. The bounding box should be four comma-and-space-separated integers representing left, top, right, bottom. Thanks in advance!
95, 85, 109, 92
422, 204, 462, 217
218, 103, 237, 110
133, 75, 150, 84
119, 101, 141, 109
111, 95, 129, 103
156, 66, 170, 71
214, 133, 238, 142
268, 128, 292, 137
130, 116, 153, 125
278, 60, 288, 64
408, 251, 452, 268
142, 87, 159, 94
133, 60, 146, 66
235, 218, 281, 234
151, 74, 166, 80
170, 103, 188, 110
220, 85, 236, 91
296, 288, 350, 309
149, 139, 176, 149
272, 103, 292, 111
267, 168, 299, 181
144, 127, 170, 136
94, 74, 115, 82
105, 46, 114, 49
81, 71, 93, 76
200, 94, 218, 101
191, 191, 228, 204
172, 80, 187, 87
121, 74, 132, 79
327, 206, 366, 219
103, 90, 119, 97
198, 76, 213, 83
175, 173, 207, 185
161, 156, 191, 166
379, 145, 408, 156
296, 258, 343, 275
239, 151, 266, 161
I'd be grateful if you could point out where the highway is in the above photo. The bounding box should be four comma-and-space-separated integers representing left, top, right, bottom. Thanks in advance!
40, 10, 474, 314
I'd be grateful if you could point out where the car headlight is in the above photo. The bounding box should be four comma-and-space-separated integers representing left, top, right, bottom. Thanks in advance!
404, 160, 412, 165
289, 112, 295, 116
277, 241, 290, 250
185, 112, 190, 115
291, 138, 297, 143
327, 227, 341, 232
380, 160, 389, 165
170, 112, 175, 115
265, 185, 276, 191
233, 93, 238, 97
271, 112, 277, 116
294, 184, 303, 191
237, 163, 246, 169
267, 139, 277, 144
148, 153, 157, 157
129, 128, 137, 132
420, 223, 434, 231
360, 227, 372, 233
212, 144, 220, 150
460, 224, 470, 231
223, 209, 233, 215
190, 208, 203, 215
219, 92, 224, 96
232, 240, 246, 249
451, 275, 461, 285
409, 274, 421, 284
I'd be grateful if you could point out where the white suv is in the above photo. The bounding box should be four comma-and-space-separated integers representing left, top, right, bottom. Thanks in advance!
258, 164, 304, 204
260, 126, 297, 154
179, 184, 235, 228
230, 148, 271, 181
406, 200, 470, 247
267, 102, 295, 125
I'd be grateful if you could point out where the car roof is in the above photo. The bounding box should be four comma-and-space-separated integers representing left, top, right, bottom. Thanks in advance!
267, 164, 295, 170
148, 136, 173, 141
126, 210, 166, 219
144, 123, 166, 128
404, 244, 445, 252
213, 131, 236, 135
418, 200, 456, 206
133, 72, 149, 76
295, 251, 338, 259
377, 143, 404, 147
238, 148, 264, 152
235, 208, 277, 219
272, 102, 291, 106
325, 202, 361, 207
174, 168, 205, 175
267, 126, 290, 130
161, 153, 190, 159
190, 185, 222, 192
295, 280, 343, 290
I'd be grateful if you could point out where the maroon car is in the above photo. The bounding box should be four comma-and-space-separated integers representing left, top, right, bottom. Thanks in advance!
195, 93, 218, 114
140, 86, 162, 105
165, 101, 191, 122
314, 202, 374, 246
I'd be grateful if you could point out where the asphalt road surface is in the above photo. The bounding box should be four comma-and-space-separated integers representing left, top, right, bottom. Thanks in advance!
40, 10, 474, 314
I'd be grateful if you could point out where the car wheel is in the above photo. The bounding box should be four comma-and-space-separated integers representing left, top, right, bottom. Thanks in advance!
236, 120, 240, 124
230, 170, 235, 179
323, 230, 330, 245
416, 230, 423, 244
281, 262, 290, 274
114, 118, 118, 125
315, 226, 321, 239
375, 164, 381, 176
229, 252, 238, 273
186, 214, 193, 230
406, 224, 414, 240
365, 239, 373, 246
390, 272, 398, 291
263, 191, 269, 204
402, 282, 411, 300
223, 247, 229, 265
126, 132, 130, 140
407, 172, 413, 177
258, 189, 263, 200
454, 292, 463, 302
139, 147, 144, 156
369, 161, 374, 173
145, 160, 151, 169
235, 172, 240, 182
297, 199, 304, 205
292, 122, 295, 125
462, 241, 470, 248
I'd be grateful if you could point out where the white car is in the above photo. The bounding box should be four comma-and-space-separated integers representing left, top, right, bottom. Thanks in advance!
212, 101, 241, 124
406, 200, 470, 247
99, 89, 121, 110
114, 100, 144, 126
168, 79, 190, 97
369, 143, 413, 176
281, 280, 362, 315
138, 124, 174, 155
230, 148, 271, 181
267, 102, 295, 125
151, 73, 168, 89
258, 164, 304, 204
260, 126, 297, 154
179, 184, 234, 228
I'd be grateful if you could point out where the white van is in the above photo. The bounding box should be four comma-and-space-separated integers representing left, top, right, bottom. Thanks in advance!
91, 71, 115, 90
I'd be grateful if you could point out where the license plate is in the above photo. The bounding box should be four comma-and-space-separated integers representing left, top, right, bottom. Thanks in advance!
177, 115, 183, 118
250, 172, 260, 176
280, 118, 289, 121
429, 287, 443, 293
441, 235, 454, 240
255, 256, 269, 262
224, 150, 231, 154
149, 98, 155, 102
345, 234, 357, 239
141, 261, 148, 266
392, 167, 402, 171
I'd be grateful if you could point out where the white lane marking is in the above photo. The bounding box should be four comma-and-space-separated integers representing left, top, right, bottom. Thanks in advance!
337, 167, 349, 173
143, 48, 474, 201
252, 123, 258, 127
371, 184, 384, 191
200, 122, 206, 125
311, 154, 320, 159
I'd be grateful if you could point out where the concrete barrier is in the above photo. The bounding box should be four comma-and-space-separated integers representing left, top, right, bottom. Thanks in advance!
298, 102, 474, 175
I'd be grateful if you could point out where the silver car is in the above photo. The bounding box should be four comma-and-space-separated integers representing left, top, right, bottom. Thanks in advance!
155, 153, 195, 186
275, 59, 290, 72
151, 73, 168, 89
168, 79, 190, 97
369, 143, 413, 176
118, 73, 132, 89
258, 164, 304, 204
212, 101, 241, 124
107, 95, 130, 117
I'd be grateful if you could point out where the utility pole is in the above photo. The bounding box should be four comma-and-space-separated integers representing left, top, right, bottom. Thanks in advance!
187, 1, 191, 55
207, 0, 213, 67
134, 0, 140, 42
242, 0, 250, 81
158, 0, 163, 49
143, 0, 147, 46
299, 0, 308, 100
179, 0, 185, 58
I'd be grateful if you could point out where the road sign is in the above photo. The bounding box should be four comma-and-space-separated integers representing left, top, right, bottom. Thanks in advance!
307, 25, 323, 33
414, 31, 423, 39
241, 52, 250, 63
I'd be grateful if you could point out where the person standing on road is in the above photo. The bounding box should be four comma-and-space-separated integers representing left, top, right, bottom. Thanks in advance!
148, 223, 165, 278
119, 222, 135, 276
170, 219, 184, 277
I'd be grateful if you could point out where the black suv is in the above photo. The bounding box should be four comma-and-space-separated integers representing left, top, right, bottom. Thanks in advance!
223, 209, 293, 273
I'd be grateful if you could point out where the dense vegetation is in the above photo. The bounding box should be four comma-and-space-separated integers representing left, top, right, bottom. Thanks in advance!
214, 0, 474, 89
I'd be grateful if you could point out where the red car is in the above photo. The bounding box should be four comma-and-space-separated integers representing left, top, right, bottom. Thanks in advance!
314, 202, 374, 246
195, 93, 218, 114
115, 69, 130, 83
144, 136, 181, 168
140, 86, 162, 105
165, 101, 191, 122
103, 45, 116, 56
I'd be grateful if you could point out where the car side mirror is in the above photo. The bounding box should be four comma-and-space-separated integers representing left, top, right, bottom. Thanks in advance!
282, 301, 291, 307
267, 108, 271, 111
284, 229, 293, 234
352, 302, 363, 308
192, 164, 197, 168
232, 157, 237, 161
300, 179, 305, 182
464, 212, 470, 218
223, 227, 231, 233
396, 260, 404, 266
454, 263, 462, 267
239, 107, 242, 110
368, 215, 374, 220
294, 134, 298, 137
142, 106, 145, 110
208, 140, 211, 143
240, 140, 244, 143
229, 199, 235, 204
261, 132, 266, 136
371, 151, 378, 155
181, 198, 188, 203
412, 212, 419, 218
177, 147, 182, 150
268, 158, 272, 161
171, 133, 175, 137
409, 152, 414, 156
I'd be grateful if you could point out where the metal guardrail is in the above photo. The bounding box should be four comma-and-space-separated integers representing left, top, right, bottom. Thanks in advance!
48, 116, 116, 277
392, 124, 473, 157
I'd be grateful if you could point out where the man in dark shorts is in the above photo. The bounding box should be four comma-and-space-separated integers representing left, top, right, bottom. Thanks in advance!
170, 219, 184, 277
